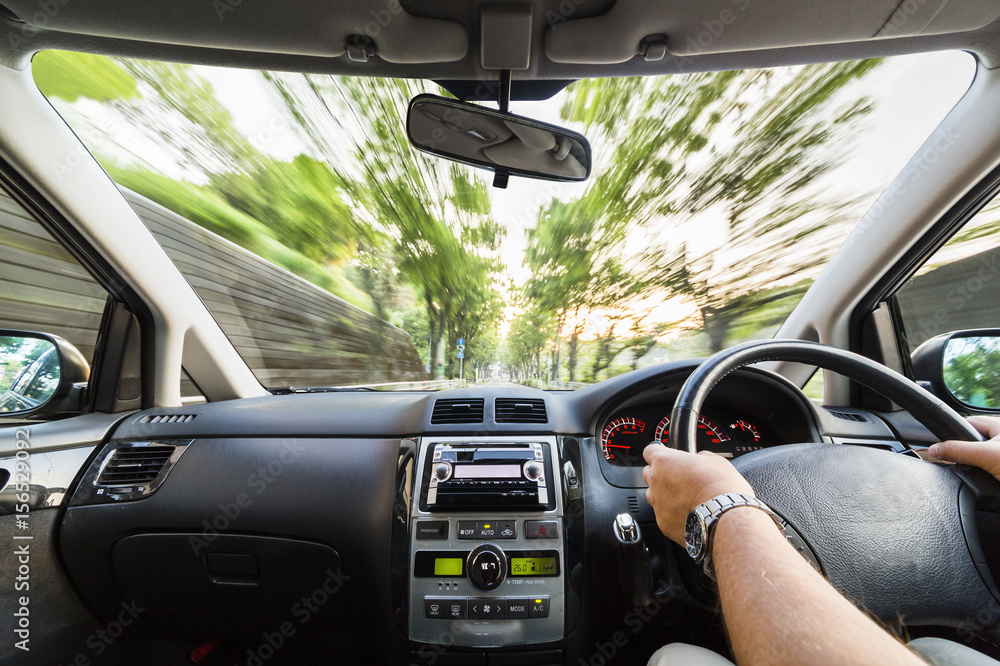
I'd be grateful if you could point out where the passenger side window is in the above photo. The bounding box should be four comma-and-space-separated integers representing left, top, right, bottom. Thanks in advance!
0, 187, 109, 419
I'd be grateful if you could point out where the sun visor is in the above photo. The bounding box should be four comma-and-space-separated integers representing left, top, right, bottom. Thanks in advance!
544, 0, 1000, 64
1, 0, 468, 63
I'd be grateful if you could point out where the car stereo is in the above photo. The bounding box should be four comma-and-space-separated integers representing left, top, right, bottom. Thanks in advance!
409, 437, 565, 648
419, 441, 556, 511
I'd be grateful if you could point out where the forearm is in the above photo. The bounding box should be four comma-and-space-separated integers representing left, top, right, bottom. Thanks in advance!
712, 508, 925, 666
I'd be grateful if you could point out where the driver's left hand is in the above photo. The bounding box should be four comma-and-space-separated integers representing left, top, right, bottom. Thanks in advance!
643, 444, 754, 544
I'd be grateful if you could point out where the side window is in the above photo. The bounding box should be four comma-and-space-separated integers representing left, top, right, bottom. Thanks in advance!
896, 195, 1000, 353
0, 187, 109, 418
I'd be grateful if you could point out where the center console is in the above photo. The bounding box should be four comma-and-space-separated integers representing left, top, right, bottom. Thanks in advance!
408, 436, 566, 648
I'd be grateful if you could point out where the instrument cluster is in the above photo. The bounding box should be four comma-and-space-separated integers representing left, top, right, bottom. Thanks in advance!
600, 404, 783, 466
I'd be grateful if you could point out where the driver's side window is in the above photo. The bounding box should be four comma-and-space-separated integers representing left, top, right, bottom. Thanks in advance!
895, 194, 1000, 409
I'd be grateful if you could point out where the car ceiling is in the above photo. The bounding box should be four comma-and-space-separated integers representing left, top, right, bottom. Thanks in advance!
1, 0, 1000, 91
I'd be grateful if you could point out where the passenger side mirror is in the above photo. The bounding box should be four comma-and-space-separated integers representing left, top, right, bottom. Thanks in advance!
912, 329, 1000, 411
0, 330, 90, 417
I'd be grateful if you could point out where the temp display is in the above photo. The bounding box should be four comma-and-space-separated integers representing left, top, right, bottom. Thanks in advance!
454, 464, 522, 479
510, 557, 557, 576
433, 558, 464, 576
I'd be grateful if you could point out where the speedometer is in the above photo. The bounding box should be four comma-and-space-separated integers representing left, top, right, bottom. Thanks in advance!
654, 415, 731, 452
601, 417, 648, 465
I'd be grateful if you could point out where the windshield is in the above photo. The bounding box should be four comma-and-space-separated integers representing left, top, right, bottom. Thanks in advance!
32, 51, 974, 391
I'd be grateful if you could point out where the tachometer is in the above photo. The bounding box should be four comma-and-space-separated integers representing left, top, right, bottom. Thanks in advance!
654, 415, 730, 452
601, 417, 648, 465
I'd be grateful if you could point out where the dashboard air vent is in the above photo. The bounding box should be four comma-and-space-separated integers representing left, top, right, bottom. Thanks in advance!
495, 398, 547, 423
431, 398, 485, 424
140, 414, 197, 424
828, 410, 868, 423
97, 445, 176, 486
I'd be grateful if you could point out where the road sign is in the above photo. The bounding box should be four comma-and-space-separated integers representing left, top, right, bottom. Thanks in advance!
457, 338, 465, 347
457, 350, 465, 359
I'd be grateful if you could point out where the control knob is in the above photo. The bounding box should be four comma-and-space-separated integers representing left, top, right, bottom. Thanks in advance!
433, 462, 452, 481
466, 543, 507, 591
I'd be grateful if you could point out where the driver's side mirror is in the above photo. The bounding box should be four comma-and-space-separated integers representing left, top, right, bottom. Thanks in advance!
912, 329, 1000, 411
0, 330, 90, 418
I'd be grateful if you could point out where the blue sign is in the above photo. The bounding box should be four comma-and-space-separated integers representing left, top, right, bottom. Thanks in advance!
457, 338, 465, 347
457, 350, 465, 359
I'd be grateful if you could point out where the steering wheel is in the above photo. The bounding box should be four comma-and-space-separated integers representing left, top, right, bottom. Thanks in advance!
668, 339, 1000, 633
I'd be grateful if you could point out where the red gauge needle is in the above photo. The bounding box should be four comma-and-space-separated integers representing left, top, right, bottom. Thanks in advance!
604, 444, 631, 448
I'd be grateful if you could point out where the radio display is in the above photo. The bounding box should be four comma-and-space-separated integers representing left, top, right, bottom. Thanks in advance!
433, 557, 464, 576
510, 557, 558, 576
453, 464, 522, 479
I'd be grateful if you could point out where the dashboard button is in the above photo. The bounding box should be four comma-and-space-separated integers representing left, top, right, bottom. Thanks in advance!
505, 598, 528, 618
457, 521, 478, 539
496, 520, 516, 539
415, 520, 449, 540
528, 597, 550, 618
476, 522, 498, 539
445, 598, 467, 619
469, 598, 506, 620
425, 598, 445, 619
525, 520, 558, 539
467, 544, 506, 590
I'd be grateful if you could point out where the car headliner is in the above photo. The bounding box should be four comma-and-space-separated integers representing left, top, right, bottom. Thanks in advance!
0, 0, 999, 92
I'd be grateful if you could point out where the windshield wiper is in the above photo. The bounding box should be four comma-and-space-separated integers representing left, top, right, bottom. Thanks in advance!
268, 386, 379, 394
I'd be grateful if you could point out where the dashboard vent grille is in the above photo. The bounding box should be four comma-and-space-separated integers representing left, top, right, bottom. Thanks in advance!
628, 495, 640, 515
495, 398, 548, 424
140, 414, 197, 424
828, 410, 867, 423
97, 445, 176, 486
431, 398, 485, 424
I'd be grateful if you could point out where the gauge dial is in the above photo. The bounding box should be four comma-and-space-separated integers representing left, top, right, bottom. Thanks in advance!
654, 415, 730, 451
729, 419, 766, 455
601, 417, 649, 465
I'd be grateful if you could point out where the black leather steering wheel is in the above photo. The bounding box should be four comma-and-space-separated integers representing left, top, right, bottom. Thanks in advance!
668, 339, 1000, 632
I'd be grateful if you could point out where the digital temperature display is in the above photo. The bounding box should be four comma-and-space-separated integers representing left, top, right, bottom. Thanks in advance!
510, 557, 558, 576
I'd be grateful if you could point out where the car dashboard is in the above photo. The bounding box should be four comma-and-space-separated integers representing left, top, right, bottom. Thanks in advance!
10, 359, 910, 665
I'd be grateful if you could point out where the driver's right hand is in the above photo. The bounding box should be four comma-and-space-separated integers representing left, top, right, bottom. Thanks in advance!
928, 416, 1000, 482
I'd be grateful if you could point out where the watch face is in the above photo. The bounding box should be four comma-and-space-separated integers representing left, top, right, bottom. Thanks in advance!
685, 511, 705, 561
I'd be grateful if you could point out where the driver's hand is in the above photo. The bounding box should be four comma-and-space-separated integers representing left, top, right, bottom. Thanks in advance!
928, 416, 1000, 481
643, 444, 754, 544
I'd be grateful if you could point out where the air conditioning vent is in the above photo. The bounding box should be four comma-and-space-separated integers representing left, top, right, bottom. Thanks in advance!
495, 398, 547, 424
140, 414, 197, 424
828, 410, 867, 423
97, 445, 176, 486
431, 398, 485, 424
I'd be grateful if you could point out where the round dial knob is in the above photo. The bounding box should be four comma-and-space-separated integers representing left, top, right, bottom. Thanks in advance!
433, 462, 452, 481
524, 461, 542, 480
466, 543, 507, 591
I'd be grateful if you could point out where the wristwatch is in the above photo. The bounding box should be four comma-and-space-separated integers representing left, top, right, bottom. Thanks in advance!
684, 492, 786, 565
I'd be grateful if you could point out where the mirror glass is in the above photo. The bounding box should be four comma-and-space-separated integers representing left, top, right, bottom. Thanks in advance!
407, 95, 591, 182
0, 335, 60, 413
943, 335, 1000, 409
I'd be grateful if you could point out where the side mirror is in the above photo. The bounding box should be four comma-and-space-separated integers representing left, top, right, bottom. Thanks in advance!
0, 330, 90, 417
406, 94, 592, 184
912, 329, 1000, 411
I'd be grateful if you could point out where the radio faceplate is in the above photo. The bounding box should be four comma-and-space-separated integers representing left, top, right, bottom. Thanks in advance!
409, 437, 564, 648
419, 441, 556, 512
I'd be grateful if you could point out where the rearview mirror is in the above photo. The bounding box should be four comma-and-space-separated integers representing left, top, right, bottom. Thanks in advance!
406, 94, 591, 184
0, 330, 90, 416
912, 329, 1000, 410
